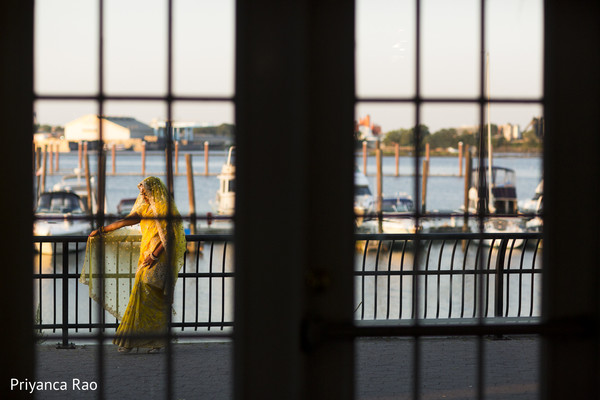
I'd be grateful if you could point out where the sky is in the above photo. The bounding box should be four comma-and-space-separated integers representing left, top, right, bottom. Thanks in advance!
35, 0, 543, 133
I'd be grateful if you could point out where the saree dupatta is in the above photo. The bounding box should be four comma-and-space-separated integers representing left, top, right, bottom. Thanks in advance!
80, 227, 142, 320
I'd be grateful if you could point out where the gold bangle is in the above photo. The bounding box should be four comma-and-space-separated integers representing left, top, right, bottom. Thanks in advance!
150, 252, 158, 261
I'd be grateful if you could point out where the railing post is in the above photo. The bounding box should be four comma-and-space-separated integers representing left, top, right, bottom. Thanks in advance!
58, 240, 75, 348
494, 238, 508, 324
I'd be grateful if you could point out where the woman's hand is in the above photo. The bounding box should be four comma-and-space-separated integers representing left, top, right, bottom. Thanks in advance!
142, 253, 158, 269
89, 227, 104, 237
143, 243, 163, 269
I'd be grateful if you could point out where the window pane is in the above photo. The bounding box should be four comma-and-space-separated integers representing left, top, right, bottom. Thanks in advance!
486, 0, 544, 98
422, 0, 480, 97
356, 0, 416, 98
173, 0, 235, 97
105, 0, 167, 95
35, 0, 98, 94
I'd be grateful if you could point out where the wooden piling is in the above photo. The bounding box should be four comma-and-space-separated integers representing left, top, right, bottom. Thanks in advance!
111, 143, 116, 175
78, 141, 83, 171
141, 142, 146, 176
186, 154, 197, 236
35, 147, 41, 198
84, 149, 92, 212
463, 145, 472, 232
99, 150, 107, 216
376, 141, 383, 233
458, 141, 464, 177
83, 141, 88, 163
395, 143, 400, 177
41, 145, 48, 193
421, 159, 429, 214
174, 141, 179, 176
49, 144, 54, 174
362, 140, 367, 175
35, 146, 41, 171
54, 144, 59, 172
425, 142, 430, 162
204, 141, 209, 176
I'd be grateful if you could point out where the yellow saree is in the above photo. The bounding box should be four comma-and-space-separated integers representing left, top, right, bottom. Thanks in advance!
81, 177, 186, 350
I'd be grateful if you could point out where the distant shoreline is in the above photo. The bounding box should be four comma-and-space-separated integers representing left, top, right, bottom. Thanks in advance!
359, 147, 542, 158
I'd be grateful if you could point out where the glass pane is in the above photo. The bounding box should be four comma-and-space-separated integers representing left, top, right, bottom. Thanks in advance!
105, 0, 167, 95
35, 0, 98, 94
173, 0, 235, 97
356, 0, 416, 98
422, 0, 480, 97
486, 0, 544, 98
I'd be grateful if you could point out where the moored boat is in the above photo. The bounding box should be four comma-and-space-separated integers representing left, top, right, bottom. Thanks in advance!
465, 166, 525, 248
34, 190, 92, 254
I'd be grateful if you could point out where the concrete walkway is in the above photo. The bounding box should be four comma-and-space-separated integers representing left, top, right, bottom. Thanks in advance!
29, 336, 538, 399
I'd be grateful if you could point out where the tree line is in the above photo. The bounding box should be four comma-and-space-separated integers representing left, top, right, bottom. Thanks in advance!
379, 124, 542, 153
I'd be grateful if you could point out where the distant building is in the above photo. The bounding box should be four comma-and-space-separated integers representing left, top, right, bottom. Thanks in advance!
149, 120, 233, 149
64, 115, 153, 149
150, 120, 208, 142
499, 123, 521, 141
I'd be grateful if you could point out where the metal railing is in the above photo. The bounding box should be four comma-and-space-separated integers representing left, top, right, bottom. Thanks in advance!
33, 234, 235, 347
33, 232, 542, 346
354, 232, 543, 323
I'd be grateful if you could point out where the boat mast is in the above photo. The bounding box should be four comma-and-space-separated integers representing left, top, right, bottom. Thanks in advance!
486, 52, 493, 213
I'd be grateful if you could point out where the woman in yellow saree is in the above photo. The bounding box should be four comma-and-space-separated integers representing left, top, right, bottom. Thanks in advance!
88, 176, 186, 353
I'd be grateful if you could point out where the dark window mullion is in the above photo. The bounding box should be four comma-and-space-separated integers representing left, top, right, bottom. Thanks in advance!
165, 0, 175, 399
412, 0, 423, 399
95, 1, 106, 399
476, 1, 487, 399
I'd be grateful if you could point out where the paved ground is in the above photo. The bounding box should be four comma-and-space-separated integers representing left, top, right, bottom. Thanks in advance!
27, 336, 538, 399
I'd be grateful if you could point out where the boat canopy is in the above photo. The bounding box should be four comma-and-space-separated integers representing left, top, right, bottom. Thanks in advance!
470, 166, 516, 189
36, 191, 88, 214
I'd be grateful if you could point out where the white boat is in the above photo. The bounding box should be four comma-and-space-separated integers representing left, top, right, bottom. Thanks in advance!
360, 194, 420, 234
203, 147, 235, 234
465, 166, 525, 248
52, 174, 101, 213
215, 147, 235, 216
354, 168, 373, 214
519, 179, 543, 233
354, 168, 375, 231
34, 190, 92, 254
34, 174, 101, 254
519, 179, 543, 215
